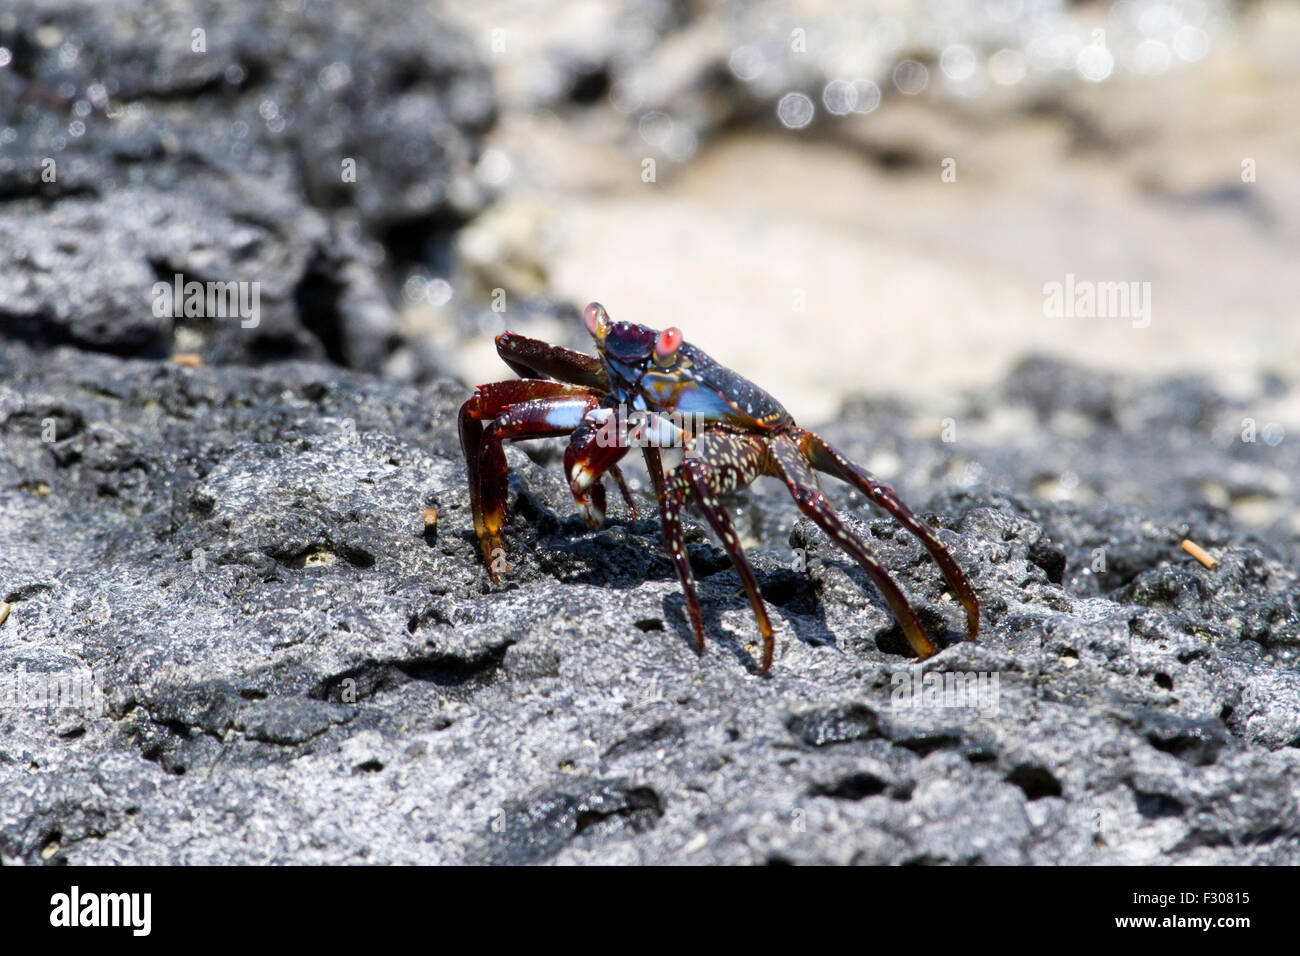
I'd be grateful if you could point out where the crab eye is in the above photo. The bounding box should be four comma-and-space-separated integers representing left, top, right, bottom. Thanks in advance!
583, 302, 609, 339
654, 327, 683, 366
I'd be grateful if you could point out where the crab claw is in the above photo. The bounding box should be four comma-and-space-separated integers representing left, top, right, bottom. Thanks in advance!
563, 414, 628, 524
574, 480, 607, 529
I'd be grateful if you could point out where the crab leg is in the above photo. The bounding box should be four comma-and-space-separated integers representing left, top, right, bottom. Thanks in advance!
657, 467, 707, 657
641, 444, 667, 503
669, 432, 777, 673
768, 434, 937, 659
608, 466, 638, 519
632, 419, 706, 653
796, 428, 979, 642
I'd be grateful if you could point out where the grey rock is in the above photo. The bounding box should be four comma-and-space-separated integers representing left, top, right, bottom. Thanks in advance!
0, 341, 1298, 865
474, 780, 664, 865
445, 0, 1244, 175
0, 0, 493, 368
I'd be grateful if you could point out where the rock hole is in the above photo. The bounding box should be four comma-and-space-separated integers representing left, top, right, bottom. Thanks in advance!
294, 257, 348, 365
810, 772, 888, 801
760, 573, 799, 607
1135, 790, 1185, 819
568, 65, 611, 104
1005, 764, 1063, 800
895, 730, 963, 757
1027, 542, 1067, 584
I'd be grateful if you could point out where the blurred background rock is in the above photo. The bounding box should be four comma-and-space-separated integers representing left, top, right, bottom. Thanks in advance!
435, 0, 1299, 426
3, 0, 1295, 424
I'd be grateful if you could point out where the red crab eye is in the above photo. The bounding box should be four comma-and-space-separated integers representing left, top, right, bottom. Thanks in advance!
583, 302, 609, 338
654, 327, 683, 366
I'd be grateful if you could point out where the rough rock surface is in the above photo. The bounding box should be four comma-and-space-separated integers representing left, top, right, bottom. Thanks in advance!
1, 341, 1297, 865
0, 0, 493, 369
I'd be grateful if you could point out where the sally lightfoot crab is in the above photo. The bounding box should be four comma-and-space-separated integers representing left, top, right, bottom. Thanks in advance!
458, 303, 979, 674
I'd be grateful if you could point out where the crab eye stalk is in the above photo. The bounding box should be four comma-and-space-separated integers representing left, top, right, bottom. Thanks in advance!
583, 302, 611, 340
653, 327, 683, 366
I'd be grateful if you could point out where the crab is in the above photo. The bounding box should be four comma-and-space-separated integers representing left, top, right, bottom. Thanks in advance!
459, 302, 979, 674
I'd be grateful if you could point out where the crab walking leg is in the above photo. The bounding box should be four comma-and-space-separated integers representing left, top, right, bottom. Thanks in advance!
769, 434, 937, 660
677, 433, 777, 673
797, 428, 980, 642
494, 332, 607, 389
639, 427, 703, 655
639, 441, 702, 644
602, 411, 697, 523
657, 471, 708, 656
608, 465, 638, 519
641, 444, 667, 503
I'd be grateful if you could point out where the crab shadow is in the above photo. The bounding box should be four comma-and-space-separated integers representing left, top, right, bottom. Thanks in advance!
559, 517, 959, 674
653, 554, 962, 676
469, 467, 963, 670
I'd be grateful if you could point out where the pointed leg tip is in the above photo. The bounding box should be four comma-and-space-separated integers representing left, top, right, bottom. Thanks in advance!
483, 541, 507, 584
